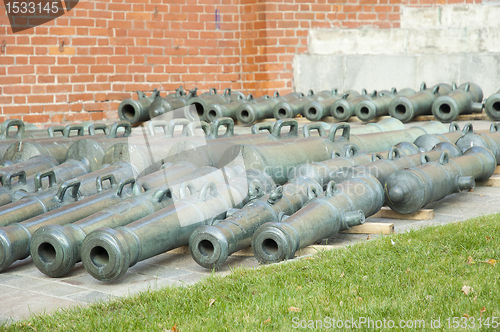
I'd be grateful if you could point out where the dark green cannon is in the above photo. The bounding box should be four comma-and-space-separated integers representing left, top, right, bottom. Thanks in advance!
273, 90, 334, 120
0, 162, 137, 228
29, 164, 232, 277
331, 90, 378, 122
0, 161, 201, 272
190, 140, 460, 269
432, 83, 483, 122
331, 142, 462, 186
1, 122, 132, 165
206, 95, 271, 122
118, 91, 156, 124
185, 88, 245, 122
251, 175, 383, 264
240, 121, 448, 184
355, 88, 416, 122
388, 83, 454, 123
0, 159, 91, 207
102, 118, 300, 176
414, 123, 473, 152
384, 146, 496, 214
484, 90, 500, 121
80, 170, 275, 281
0, 155, 58, 182
148, 87, 192, 119
303, 90, 360, 121
287, 143, 419, 188
0, 178, 137, 272
455, 130, 500, 164
327, 117, 405, 136
189, 176, 322, 269
0, 120, 107, 141
236, 92, 303, 125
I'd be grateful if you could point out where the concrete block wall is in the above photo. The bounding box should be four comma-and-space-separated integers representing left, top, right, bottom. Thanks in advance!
294, 4, 500, 98
0, 0, 487, 125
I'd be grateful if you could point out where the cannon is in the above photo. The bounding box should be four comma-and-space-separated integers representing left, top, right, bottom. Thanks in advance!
236, 92, 304, 125
251, 175, 383, 264
185, 88, 245, 122
484, 90, 500, 121
331, 90, 378, 122
303, 90, 360, 122
80, 169, 275, 281
29, 164, 238, 277
273, 90, 335, 120
388, 83, 454, 122
384, 146, 496, 214
355, 88, 416, 122
432, 82, 483, 122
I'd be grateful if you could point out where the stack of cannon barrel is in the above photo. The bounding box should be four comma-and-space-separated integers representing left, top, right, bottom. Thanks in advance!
0, 112, 499, 283
120, 83, 500, 125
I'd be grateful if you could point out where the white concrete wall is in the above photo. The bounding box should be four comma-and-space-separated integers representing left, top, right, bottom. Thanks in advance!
294, 4, 500, 97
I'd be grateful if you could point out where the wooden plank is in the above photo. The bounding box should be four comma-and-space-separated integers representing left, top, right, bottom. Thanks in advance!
494, 166, 500, 175
340, 221, 394, 234
371, 206, 435, 220
414, 113, 490, 122
477, 174, 500, 187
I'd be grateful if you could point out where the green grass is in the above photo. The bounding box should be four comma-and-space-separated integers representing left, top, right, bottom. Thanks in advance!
3, 213, 500, 331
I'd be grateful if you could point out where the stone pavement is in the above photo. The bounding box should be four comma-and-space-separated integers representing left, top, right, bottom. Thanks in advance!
1, 119, 499, 325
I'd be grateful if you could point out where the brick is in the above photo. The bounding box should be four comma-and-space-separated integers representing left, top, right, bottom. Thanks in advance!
29, 57, 57, 65
31, 36, 58, 45
343, 4, 363, 11
90, 111, 105, 120
51, 66, 76, 74
111, 38, 135, 46
50, 27, 76, 35
109, 56, 133, 64
108, 21, 133, 29
48, 47, 76, 55
89, 10, 112, 19
374, 5, 394, 11
71, 18, 95, 27
6, 46, 34, 55
14, 96, 26, 103
359, 12, 377, 19
70, 57, 96, 65
23, 114, 50, 123
3, 82, 31, 95
7, 66, 35, 75
86, 83, 111, 91
65, 113, 92, 121
32, 85, 46, 93
83, 102, 107, 111
70, 75, 95, 83
51, 114, 64, 122
55, 95, 68, 103
126, 12, 150, 20
90, 65, 115, 74
0, 96, 13, 104
47, 85, 72, 93
89, 28, 113, 36
28, 95, 54, 103
3, 106, 30, 114
38, 76, 56, 83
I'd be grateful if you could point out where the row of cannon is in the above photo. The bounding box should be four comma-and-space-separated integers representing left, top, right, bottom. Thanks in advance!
0, 117, 499, 282
118, 84, 500, 125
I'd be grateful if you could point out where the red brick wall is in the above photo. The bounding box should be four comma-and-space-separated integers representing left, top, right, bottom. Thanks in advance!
0, 0, 483, 125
